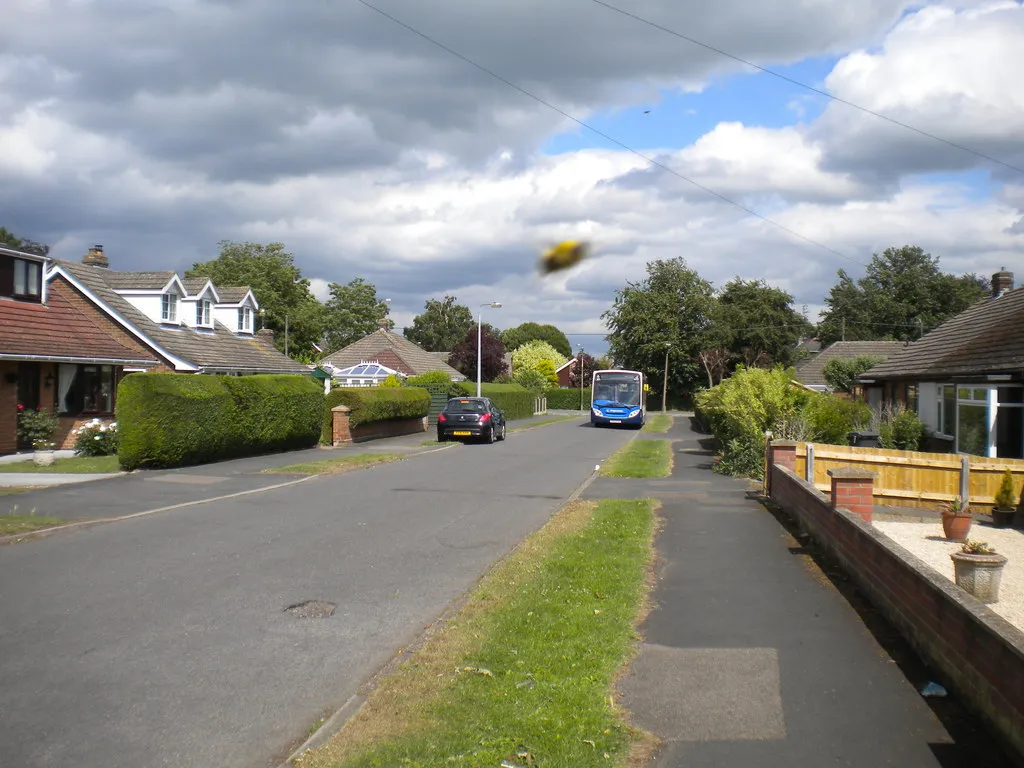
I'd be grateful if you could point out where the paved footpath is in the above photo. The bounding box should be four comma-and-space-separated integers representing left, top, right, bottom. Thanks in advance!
583, 418, 1016, 767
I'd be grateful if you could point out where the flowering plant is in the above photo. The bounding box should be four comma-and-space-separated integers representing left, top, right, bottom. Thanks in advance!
17, 408, 59, 450
73, 419, 119, 457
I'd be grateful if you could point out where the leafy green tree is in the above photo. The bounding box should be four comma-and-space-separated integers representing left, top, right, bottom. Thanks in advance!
448, 324, 507, 383
716, 278, 813, 367
535, 359, 559, 388
822, 356, 885, 393
404, 295, 474, 351
321, 277, 392, 353
187, 240, 324, 360
0, 226, 49, 255
501, 322, 572, 357
818, 245, 988, 345
513, 367, 548, 392
511, 340, 566, 376
602, 257, 716, 399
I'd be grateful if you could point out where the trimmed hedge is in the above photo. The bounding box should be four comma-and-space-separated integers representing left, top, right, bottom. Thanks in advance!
406, 371, 472, 398
117, 373, 323, 470
480, 382, 536, 420
322, 386, 430, 443
545, 387, 592, 410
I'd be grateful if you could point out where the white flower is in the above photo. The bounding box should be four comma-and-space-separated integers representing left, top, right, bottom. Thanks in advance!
109, 422, 117, 429
99, 425, 107, 432
94, 435, 101, 441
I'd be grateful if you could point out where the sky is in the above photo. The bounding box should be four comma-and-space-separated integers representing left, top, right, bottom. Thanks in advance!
2, 0, 1023, 359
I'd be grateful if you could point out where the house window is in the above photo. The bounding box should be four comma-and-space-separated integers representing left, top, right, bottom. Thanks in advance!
161, 293, 177, 322
237, 306, 253, 332
0, 257, 43, 301
197, 299, 212, 326
56, 364, 114, 415
997, 387, 1024, 460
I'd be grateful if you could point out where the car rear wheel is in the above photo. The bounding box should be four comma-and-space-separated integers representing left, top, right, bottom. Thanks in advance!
498, 424, 506, 441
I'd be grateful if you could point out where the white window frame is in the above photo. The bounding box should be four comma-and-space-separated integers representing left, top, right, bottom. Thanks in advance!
237, 306, 253, 332
161, 293, 178, 322
197, 299, 212, 327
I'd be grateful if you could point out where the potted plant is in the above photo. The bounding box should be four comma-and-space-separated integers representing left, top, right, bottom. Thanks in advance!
991, 469, 1017, 528
941, 495, 973, 542
16, 408, 60, 467
951, 540, 1008, 604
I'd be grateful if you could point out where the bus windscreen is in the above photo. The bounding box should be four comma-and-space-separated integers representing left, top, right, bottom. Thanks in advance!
593, 373, 641, 407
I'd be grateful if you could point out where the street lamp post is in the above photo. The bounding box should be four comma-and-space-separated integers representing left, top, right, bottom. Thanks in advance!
577, 344, 585, 411
477, 302, 502, 397
662, 342, 671, 413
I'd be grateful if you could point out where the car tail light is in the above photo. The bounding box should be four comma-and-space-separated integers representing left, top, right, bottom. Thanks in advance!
438, 413, 447, 422
479, 412, 491, 423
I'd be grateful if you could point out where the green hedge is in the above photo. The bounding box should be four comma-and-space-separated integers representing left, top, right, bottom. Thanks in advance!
117, 373, 323, 470
480, 382, 536, 420
406, 371, 472, 398
545, 387, 592, 410
322, 386, 431, 442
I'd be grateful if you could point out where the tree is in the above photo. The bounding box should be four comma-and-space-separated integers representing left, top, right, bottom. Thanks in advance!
404, 295, 474, 352
0, 227, 49, 256
535, 359, 559, 388
568, 352, 599, 388
818, 246, 988, 345
501, 322, 572, 357
716, 278, 813, 368
823, 356, 884, 394
511, 340, 566, 376
602, 257, 716, 400
187, 240, 325, 360
697, 348, 730, 388
321, 277, 392, 353
448, 323, 508, 383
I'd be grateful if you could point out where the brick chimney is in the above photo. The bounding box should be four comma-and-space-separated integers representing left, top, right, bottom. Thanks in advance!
992, 268, 1014, 298
83, 244, 109, 268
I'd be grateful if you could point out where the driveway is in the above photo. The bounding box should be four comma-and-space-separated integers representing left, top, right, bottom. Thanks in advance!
0, 417, 632, 767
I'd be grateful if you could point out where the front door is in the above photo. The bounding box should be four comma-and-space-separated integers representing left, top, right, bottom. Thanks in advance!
16, 362, 40, 449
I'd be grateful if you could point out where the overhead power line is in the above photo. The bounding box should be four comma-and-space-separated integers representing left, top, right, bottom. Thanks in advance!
354, 0, 867, 268
589, 0, 1024, 177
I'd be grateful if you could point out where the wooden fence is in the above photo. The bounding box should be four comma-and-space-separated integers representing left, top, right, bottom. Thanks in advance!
788, 443, 1024, 511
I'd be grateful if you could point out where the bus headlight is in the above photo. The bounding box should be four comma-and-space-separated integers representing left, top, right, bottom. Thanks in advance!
592, 408, 602, 417
628, 410, 640, 418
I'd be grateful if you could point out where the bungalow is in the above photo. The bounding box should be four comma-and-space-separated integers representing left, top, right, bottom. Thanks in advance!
858, 268, 1024, 459
793, 340, 904, 399
0, 246, 159, 454
318, 325, 465, 382
50, 246, 309, 376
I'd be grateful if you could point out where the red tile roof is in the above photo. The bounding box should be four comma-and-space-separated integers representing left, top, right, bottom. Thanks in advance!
0, 286, 157, 364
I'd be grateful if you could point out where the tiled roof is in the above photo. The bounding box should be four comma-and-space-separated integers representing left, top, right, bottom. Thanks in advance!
103, 270, 177, 290
319, 329, 466, 380
794, 341, 904, 385
0, 288, 157, 365
55, 261, 309, 374
215, 286, 252, 303
181, 277, 214, 296
864, 288, 1024, 380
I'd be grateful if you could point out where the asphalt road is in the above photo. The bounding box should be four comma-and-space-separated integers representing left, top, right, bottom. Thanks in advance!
0, 418, 634, 768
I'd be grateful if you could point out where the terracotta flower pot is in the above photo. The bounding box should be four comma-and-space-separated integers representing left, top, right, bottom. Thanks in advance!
941, 511, 972, 542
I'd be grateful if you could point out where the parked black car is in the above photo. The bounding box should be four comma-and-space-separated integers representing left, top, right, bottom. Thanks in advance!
437, 396, 507, 443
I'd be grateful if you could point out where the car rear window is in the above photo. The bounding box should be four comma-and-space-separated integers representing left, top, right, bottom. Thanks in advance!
446, 399, 487, 414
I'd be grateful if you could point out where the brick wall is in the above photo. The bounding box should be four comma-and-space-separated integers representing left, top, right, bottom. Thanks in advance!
771, 463, 1024, 757
332, 406, 427, 445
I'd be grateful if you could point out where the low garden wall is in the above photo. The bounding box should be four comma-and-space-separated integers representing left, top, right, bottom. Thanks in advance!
332, 406, 427, 445
769, 447, 1024, 757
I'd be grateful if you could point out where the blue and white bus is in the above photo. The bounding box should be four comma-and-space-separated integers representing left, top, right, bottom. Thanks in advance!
591, 369, 646, 428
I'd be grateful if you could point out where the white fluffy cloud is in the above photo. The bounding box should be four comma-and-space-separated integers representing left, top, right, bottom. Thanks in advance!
0, 0, 1022, 348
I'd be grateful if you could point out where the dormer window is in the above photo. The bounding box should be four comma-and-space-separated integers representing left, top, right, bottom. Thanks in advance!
161, 293, 178, 322
197, 299, 212, 327
237, 306, 253, 332
1, 256, 43, 302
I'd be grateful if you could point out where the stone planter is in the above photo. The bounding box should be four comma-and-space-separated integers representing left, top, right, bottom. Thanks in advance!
32, 450, 55, 467
951, 551, 1008, 604
992, 507, 1017, 528
941, 512, 972, 542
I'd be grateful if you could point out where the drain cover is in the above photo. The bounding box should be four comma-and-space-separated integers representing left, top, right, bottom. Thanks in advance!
284, 600, 336, 619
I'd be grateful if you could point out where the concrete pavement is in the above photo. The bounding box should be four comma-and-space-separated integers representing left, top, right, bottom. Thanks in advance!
582, 418, 1015, 766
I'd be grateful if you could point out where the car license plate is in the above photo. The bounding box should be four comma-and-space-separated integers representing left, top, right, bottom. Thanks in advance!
453, 431, 472, 436
610, 420, 621, 424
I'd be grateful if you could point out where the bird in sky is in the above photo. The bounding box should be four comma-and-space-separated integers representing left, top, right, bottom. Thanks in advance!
539, 241, 590, 274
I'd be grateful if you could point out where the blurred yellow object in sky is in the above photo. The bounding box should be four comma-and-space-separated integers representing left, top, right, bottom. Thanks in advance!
539, 240, 590, 274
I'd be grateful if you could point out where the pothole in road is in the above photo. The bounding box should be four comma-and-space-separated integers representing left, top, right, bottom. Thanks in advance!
284, 600, 337, 619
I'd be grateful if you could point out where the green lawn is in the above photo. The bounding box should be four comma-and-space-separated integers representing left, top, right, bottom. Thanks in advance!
297, 498, 657, 768
265, 454, 405, 475
599, 439, 673, 478
0, 455, 121, 474
641, 414, 673, 434
0, 513, 64, 536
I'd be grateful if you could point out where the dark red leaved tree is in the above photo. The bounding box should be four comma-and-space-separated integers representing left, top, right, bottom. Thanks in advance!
449, 324, 508, 383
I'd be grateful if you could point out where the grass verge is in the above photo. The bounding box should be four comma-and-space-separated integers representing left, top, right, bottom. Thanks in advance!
265, 454, 405, 475
295, 498, 658, 768
1, 512, 64, 536
599, 440, 672, 478
0, 487, 34, 496
641, 414, 673, 434
0, 455, 120, 474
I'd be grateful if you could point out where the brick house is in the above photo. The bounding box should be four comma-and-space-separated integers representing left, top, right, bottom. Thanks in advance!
858, 268, 1024, 458
793, 340, 904, 400
49, 246, 309, 376
318, 326, 466, 382
555, 358, 577, 387
0, 246, 159, 454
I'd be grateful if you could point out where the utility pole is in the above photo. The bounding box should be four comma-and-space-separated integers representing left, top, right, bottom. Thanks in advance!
662, 343, 671, 413
841, 317, 845, 342
285, 314, 289, 358
578, 346, 585, 411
